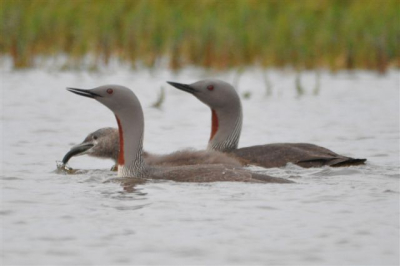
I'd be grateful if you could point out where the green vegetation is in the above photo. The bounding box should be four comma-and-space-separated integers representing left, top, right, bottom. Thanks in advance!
1, 0, 399, 71
151, 86, 165, 109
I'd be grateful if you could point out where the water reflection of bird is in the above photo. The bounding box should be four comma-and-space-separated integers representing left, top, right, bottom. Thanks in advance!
66, 85, 293, 183
167, 79, 366, 168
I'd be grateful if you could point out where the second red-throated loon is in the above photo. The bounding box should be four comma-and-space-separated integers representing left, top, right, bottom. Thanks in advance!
167, 79, 366, 168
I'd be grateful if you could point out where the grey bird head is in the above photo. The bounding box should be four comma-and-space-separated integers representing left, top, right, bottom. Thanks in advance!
67, 85, 140, 114
62, 128, 119, 164
167, 79, 240, 110
67, 85, 146, 178
167, 79, 243, 152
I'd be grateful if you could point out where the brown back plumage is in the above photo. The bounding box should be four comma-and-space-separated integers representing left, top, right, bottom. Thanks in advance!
231, 143, 366, 168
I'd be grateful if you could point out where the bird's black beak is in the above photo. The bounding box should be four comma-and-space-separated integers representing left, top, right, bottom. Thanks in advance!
167, 81, 197, 94
62, 143, 94, 164
67, 88, 102, 98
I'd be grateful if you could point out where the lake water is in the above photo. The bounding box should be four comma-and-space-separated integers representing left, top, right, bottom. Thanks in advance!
1, 65, 399, 265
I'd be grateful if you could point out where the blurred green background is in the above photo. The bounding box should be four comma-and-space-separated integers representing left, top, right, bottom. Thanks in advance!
1, 0, 399, 72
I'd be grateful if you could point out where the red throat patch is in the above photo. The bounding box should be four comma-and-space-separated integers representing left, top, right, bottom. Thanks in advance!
116, 116, 125, 166
210, 109, 219, 141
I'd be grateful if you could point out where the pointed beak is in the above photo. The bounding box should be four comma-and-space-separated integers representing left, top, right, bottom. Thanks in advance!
167, 81, 197, 94
66, 88, 102, 99
62, 142, 94, 164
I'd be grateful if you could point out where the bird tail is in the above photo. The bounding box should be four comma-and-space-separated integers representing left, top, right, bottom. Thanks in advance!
330, 158, 367, 167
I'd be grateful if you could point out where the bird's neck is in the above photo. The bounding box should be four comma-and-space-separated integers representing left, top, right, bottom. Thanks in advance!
115, 108, 147, 178
207, 103, 243, 153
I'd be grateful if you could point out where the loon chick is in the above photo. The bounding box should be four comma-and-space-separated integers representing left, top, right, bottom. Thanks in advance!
167, 79, 367, 168
62, 128, 241, 168
62, 128, 118, 166
66, 85, 293, 183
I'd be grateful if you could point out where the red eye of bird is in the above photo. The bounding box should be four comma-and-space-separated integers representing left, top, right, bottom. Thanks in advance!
207, 85, 214, 91
107, 88, 113, 94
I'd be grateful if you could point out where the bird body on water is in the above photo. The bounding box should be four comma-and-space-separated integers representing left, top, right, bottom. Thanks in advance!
66, 85, 292, 183
167, 79, 366, 168
63, 79, 366, 169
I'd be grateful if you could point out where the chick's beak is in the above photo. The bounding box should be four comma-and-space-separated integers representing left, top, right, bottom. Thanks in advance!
62, 142, 94, 164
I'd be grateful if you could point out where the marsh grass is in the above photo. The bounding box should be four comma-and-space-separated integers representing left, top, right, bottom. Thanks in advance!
295, 73, 305, 96
313, 71, 321, 96
151, 86, 165, 109
1, 0, 399, 72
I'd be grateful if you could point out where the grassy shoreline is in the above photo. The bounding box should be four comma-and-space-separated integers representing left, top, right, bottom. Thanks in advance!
1, 0, 399, 72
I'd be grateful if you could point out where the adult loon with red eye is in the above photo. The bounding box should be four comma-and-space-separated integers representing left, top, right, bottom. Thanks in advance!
66, 85, 293, 183
167, 79, 366, 168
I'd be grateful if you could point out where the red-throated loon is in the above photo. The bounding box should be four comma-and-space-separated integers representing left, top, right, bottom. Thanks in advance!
66, 85, 293, 183
167, 79, 366, 168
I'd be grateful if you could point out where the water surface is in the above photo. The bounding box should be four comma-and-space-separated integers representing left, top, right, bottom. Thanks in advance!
1, 67, 399, 265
